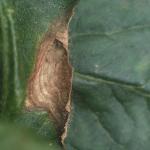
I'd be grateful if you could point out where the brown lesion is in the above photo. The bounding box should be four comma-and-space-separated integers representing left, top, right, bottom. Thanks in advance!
25, 18, 72, 135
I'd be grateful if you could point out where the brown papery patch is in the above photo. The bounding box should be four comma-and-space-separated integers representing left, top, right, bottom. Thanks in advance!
25, 17, 72, 136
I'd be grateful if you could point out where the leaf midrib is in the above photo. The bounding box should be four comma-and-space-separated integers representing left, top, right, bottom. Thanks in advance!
70, 23, 150, 38
74, 72, 150, 98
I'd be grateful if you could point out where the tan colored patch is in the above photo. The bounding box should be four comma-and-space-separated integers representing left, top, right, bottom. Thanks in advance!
25, 18, 72, 135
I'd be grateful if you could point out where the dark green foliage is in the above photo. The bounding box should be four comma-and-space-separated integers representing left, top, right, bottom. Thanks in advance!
1, 0, 150, 150
65, 0, 150, 150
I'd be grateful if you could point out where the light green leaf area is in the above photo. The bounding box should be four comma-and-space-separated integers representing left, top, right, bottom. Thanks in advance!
0, 121, 61, 150
65, 0, 150, 150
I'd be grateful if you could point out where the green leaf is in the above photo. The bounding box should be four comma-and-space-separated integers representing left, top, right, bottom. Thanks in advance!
0, 0, 73, 117
0, 0, 73, 149
15, 110, 58, 142
65, 0, 150, 150
0, 121, 61, 150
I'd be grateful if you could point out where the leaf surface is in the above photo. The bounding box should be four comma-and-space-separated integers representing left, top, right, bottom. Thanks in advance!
0, 121, 61, 150
0, 0, 71, 117
65, 0, 150, 150
0, 0, 73, 149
